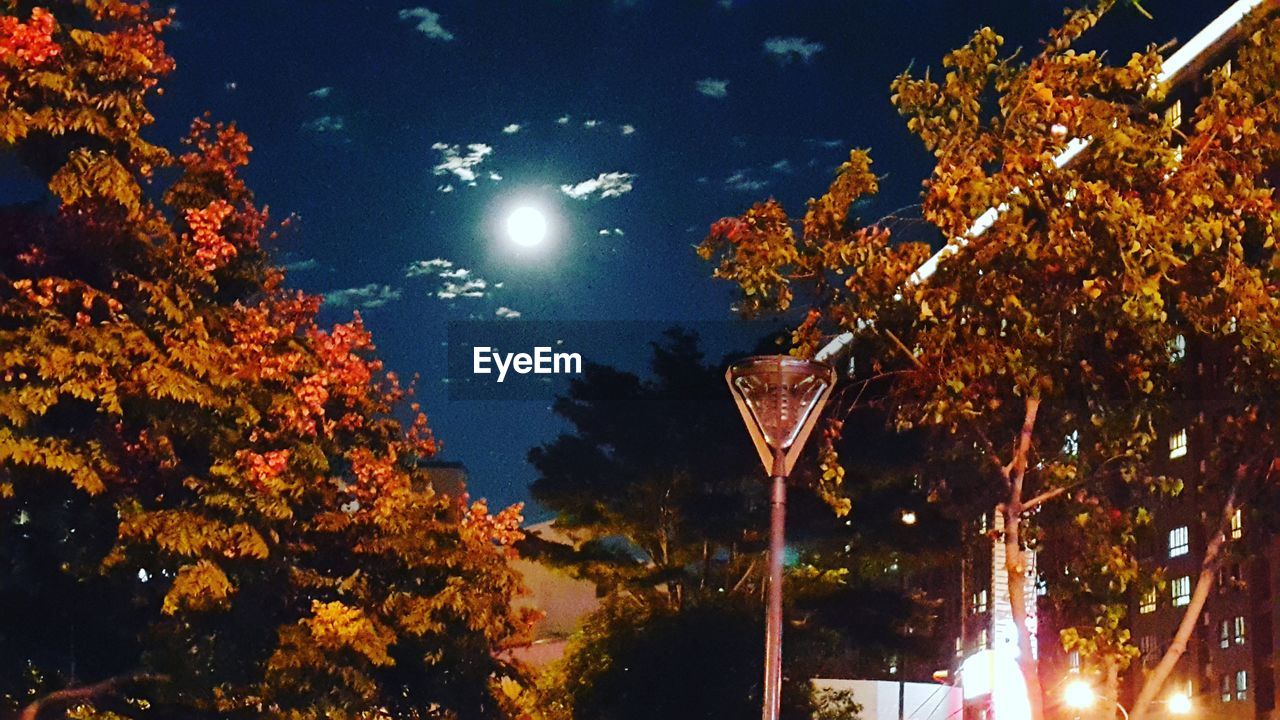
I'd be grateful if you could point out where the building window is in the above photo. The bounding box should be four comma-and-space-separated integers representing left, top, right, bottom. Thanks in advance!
1068, 650, 1080, 670
973, 589, 988, 614
1236, 670, 1248, 701
1169, 428, 1188, 459
955, 636, 963, 657
1140, 635, 1158, 657
1221, 619, 1231, 649
1230, 509, 1243, 540
1223, 674, 1233, 702
1170, 334, 1186, 361
1140, 587, 1158, 614
1166, 99, 1183, 128
979, 628, 988, 649
1234, 616, 1246, 645
979, 512, 989, 533
1169, 526, 1189, 558
1172, 576, 1191, 607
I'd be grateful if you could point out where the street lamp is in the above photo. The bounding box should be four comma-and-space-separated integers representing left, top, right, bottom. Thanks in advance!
1167, 692, 1193, 715
1063, 678, 1132, 720
727, 355, 836, 720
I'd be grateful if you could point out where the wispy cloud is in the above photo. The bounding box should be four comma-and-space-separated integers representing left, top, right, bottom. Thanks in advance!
495, 306, 522, 319
771, 159, 793, 174
438, 278, 488, 299
405, 258, 453, 277
598, 228, 625, 237
621, 124, 636, 136
488, 171, 503, 181
431, 142, 493, 184
308, 86, 333, 99
763, 36, 824, 64
283, 258, 320, 272
561, 172, 635, 200
503, 123, 521, 134
725, 170, 767, 193
324, 284, 402, 309
556, 114, 571, 125
582, 119, 600, 129
398, 7, 454, 41
695, 78, 729, 98
302, 115, 345, 133
438, 183, 454, 193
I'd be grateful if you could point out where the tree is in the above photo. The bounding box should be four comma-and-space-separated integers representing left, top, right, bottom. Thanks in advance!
528, 329, 955, 718
0, 3, 537, 718
698, 3, 1280, 719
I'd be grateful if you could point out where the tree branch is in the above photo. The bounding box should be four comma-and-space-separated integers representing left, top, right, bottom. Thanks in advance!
20, 673, 168, 720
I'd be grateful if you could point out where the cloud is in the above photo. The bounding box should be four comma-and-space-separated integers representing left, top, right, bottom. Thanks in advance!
282, 258, 319, 272
806, 137, 844, 149
438, 278, 488, 299
556, 115, 571, 125
431, 142, 493, 183
503, 123, 521, 134
695, 78, 729, 98
324, 284, 402, 309
598, 228, 625, 236
621, 124, 636, 135
302, 115, 345, 133
439, 267, 470, 279
405, 258, 453, 277
725, 170, 767, 193
582, 119, 600, 129
438, 184, 454, 193
398, 7, 454, 41
763, 36, 824, 64
560, 172, 635, 200
771, 159, 793, 174
309, 86, 333, 99
488, 171, 503, 181
224, 81, 237, 92
495, 306, 522, 319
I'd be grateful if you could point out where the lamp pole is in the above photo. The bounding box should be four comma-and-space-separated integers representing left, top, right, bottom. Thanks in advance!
726, 356, 836, 720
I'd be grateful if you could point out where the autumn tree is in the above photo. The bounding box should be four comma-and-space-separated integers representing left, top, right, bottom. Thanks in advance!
698, 2, 1280, 719
0, 2, 537, 718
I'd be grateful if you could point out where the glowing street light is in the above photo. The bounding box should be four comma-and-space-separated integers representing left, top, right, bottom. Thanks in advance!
726, 356, 835, 720
1063, 679, 1097, 711
900, 510, 918, 526
1167, 692, 1193, 715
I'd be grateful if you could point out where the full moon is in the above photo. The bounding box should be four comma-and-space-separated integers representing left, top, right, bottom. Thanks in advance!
506, 206, 547, 247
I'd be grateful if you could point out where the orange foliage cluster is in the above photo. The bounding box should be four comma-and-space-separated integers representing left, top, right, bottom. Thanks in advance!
184, 199, 236, 271
0, 7, 59, 66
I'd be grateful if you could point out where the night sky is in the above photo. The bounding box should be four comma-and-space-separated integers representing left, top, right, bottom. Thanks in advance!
145, 0, 1224, 515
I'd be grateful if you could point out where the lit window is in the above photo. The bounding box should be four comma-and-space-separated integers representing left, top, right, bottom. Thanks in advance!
979, 628, 988, 649
1140, 635, 1157, 656
1234, 616, 1246, 645
1230, 509, 1243, 540
1222, 674, 1232, 702
1063, 430, 1079, 456
1166, 99, 1183, 128
1140, 587, 1158, 614
974, 589, 988, 614
979, 512, 989, 533
1236, 670, 1248, 701
1172, 576, 1191, 607
1068, 650, 1080, 670
1220, 620, 1230, 649
1169, 428, 1188, 459
1170, 334, 1186, 361
955, 636, 963, 657
889, 655, 899, 675
1169, 526, 1189, 558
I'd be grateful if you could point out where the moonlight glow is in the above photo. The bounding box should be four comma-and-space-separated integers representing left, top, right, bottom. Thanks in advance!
506, 206, 548, 247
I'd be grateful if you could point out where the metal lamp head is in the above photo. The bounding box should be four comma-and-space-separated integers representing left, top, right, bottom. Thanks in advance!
726, 355, 836, 477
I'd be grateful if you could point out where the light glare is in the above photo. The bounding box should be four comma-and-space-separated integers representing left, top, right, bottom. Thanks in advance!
507, 206, 547, 247
1168, 692, 1192, 715
1063, 679, 1096, 710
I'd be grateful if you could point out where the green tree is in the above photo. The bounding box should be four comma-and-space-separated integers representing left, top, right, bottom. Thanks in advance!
698, 3, 1280, 719
0, 3, 537, 718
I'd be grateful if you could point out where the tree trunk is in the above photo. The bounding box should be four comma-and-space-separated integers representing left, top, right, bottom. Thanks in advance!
20, 673, 166, 720
1102, 655, 1120, 720
1129, 491, 1236, 720
1004, 394, 1044, 720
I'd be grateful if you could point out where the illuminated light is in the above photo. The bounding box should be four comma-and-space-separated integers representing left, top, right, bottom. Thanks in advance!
1064, 679, 1097, 710
1168, 692, 1193, 715
901, 510, 918, 525
506, 206, 547, 247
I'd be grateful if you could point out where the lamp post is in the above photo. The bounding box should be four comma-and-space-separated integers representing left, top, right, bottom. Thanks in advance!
726, 356, 836, 720
1063, 678, 1194, 719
